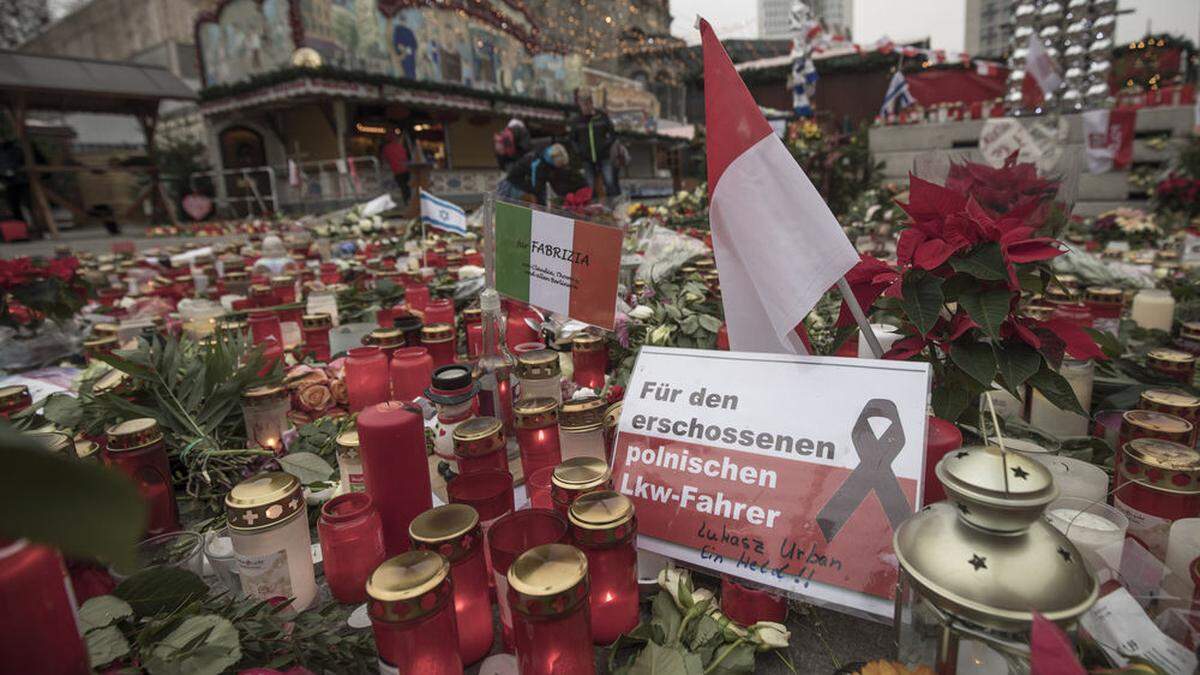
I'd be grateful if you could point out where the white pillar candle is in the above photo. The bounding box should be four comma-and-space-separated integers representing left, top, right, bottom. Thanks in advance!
1130, 289, 1176, 332
1030, 455, 1110, 503
1029, 359, 1094, 437
858, 323, 903, 359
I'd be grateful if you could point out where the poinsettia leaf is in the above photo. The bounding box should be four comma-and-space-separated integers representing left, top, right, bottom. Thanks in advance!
950, 342, 998, 388
114, 567, 208, 617
1040, 319, 1106, 361
1085, 328, 1122, 360
278, 452, 335, 485
1029, 367, 1086, 416
900, 273, 945, 336
932, 386, 971, 422
994, 342, 1043, 396
85, 625, 130, 668
959, 288, 1012, 339
1005, 238, 1065, 263
950, 243, 1007, 281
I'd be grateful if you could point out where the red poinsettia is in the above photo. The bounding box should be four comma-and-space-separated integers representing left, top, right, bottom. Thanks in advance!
944, 150, 1059, 218
0, 256, 88, 328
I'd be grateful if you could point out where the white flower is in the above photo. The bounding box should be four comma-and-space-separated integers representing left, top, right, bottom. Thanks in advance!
748, 621, 791, 651
627, 305, 653, 320
457, 265, 484, 280
648, 324, 673, 345
692, 588, 714, 606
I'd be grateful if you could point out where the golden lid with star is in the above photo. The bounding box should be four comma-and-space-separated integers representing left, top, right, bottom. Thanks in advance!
225, 471, 305, 531
409, 504, 481, 563
507, 543, 589, 618
367, 550, 452, 623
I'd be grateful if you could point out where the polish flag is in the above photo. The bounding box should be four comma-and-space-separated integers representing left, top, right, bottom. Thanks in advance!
700, 18, 859, 354
1023, 34, 1063, 106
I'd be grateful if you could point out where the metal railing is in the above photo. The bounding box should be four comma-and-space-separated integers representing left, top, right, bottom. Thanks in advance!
189, 156, 385, 217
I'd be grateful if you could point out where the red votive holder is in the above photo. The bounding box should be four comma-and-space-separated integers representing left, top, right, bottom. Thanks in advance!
488, 509, 569, 650
301, 313, 332, 362
453, 416, 509, 475
447, 468, 515, 593
390, 346, 434, 402
319, 493, 387, 604
716, 324, 730, 350
345, 346, 390, 412
422, 323, 457, 368
424, 298, 455, 326
551, 456, 612, 518
247, 310, 283, 346
467, 323, 484, 360
513, 398, 563, 478
923, 416, 962, 504
505, 302, 541, 352
512, 342, 545, 357
410, 505, 493, 666
357, 402, 433, 555
569, 491, 639, 644
571, 333, 607, 391
720, 575, 788, 625
319, 262, 340, 285
1112, 438, 1200, 558
377, 303, 406, 328
0, 539, 90, 674
104, 418, 179, 537
0, 384, 33, 419
367, 551, 462, 675
363, 327, 406, 364
405, 284, 431, 313
508, 543, 594, 675
525, 466, 555, 509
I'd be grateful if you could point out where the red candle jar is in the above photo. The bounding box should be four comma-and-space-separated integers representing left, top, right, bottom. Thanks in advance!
508, 543, 594, 675
1147, 348, 1196, 385
0, 540, 90, 674
345, 346, 391, 413
357, 402, 433, 555
466, 323, 484, 360
318, 493, 387, 603
250, 283, 275, 308
301, 313, 332, 362
104, 418, 179, 537
393, 314, 424, 347
525, 466, 555, 509
247, 310, 283, 346
1117, 410, 1193, 483
571, 333, 607, 391
1139, 389, 1200, 446
1084, 287, 1124, 338
716, 324, 730, 350
0, 384, 32, 419
425, 298, 455, 326
1113, 438, 1200, 559
923, 416, 963, 504
377, 303, 406, 328
83, 336, 119, 361
390, 346, 434, 402
1049, 302, 1094, 329
513, 397, 563, 478
505, 303, 541, 352
720, 575, 788, 625
551, 456, 612, 518
569, 491, 638, 644
488, 509, 569, 650
405, 284, 431, 313
363, 327, 406, 364
421, 323, 457, 368
410, 505, 493, 666
366, 551, 463, 675
319, 262, 340, 285
453, 416, 509, 474
271, 273, 297, 311
448, 469, 515, 526
461, 306, 481, 327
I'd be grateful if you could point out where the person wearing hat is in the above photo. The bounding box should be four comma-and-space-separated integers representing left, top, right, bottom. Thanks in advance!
494, 118, 532, 172
495, 143, 583, 206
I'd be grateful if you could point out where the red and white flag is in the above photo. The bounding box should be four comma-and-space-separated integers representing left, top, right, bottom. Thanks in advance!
700, 18, 859, 354
1025, 34, 1062, 98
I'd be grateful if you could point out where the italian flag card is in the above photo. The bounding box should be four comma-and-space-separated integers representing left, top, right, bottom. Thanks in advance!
494, 201, 623, 330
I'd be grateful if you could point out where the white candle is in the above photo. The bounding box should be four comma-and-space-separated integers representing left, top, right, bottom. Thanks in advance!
1030, 455, 1110, 503
858, 323, 903, 359
1164, 518, 1200, 606
1130, 289, 1175, 332
1045, 498, 1128, 577
1029, 359, 1093, 437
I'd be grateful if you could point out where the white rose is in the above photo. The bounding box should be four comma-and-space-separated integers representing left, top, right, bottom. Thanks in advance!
749, 621, 791, 651
457, 265, 484, 280
627, 305, 653, 320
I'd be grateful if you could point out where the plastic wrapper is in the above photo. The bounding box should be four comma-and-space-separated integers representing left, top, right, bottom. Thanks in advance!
0, 322, 82, 372
635, 226, 709, 283
1051, 244, 1158, 289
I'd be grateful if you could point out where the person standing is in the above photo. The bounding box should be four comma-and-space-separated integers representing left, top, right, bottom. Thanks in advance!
568, 89, 619, 200
495, 143, 578, 206
381, 128, 412, 204
494, 118, 532, 172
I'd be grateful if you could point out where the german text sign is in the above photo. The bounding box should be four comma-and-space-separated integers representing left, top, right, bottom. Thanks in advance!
612, 347, 931, 617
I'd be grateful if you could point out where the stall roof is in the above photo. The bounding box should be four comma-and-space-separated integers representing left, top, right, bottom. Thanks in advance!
0, 50, 196, 114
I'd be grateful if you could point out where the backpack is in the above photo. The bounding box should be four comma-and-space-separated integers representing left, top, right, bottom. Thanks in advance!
493, 128, 517, 158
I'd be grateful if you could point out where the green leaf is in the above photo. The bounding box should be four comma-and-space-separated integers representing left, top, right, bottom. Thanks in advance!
688, 614, 724, 664
950, 243, 1007, 281
931, 387, 971, 423
1029, 367, 1086, 416
900, 273, 945, 336
949, 342, 998, 388
627, 641, 704, 675
1086, 328, 1123, 359
278, 452, 336, 484
79, 595, 134, 632
680, 315, 700, 336
0, 430, 146, 569
114, 567, 209, 617
994, 343, 1042, 396
85, 625, 130, 668
958, 288, 1012, 339
145, 615, 241, 675
708, 642, 756, 675
697, 314, 723, 333
650, 592, 682, 647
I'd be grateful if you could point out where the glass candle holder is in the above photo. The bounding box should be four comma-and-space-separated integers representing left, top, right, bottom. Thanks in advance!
1130, 288, 1175, 332
461, 306, 481, 328
250, 283, 275, 308
301, 313, 333, 362
1084, 287, 1124, 338
923, 416, 962, 504
720, 575, 789, 625
345, 346, 390, 413
241, 384, 290, 453
516, 350, 562, 403
364, 327, 406, 365
357, 402, 433, 556
571, 334, 607, 391
390, 347, 433, 402
421, 323, 457, 368
104, 418, 179, 537
367, 551, 462, 675
1029, 455, 1110, 504
410, 505, 493, 666
488, 509, 569, 650
335, 429, 365, 493
447, 468, 515, 593
424, 298, 455, 326
508, 543, 595, 675
514, 397, 563, 479
404, 284, 431, 314
513, 342, 546, 357
1113, 438, 1200, 558
1045, 497, 1128, 577
505, 302, 540, 352
551, 456, 612, 518
318, 493, 387, 604
0, 539, 90, 674
569, 491, 638, 644
525, 466, 556, 509
0, 384, 31, 420
226, 472, 317, 611
1139, 389, 1200, 447
248, 310, 283, 346
453, 416, 509, 475
1147, 348, 1196, 385
559, 396, 609, 462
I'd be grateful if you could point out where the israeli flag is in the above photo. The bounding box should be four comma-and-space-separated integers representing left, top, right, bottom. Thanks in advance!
880, 70, 914, 116
419, 190, 468, 235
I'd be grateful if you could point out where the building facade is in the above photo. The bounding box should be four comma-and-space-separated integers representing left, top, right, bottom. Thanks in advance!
758, 0, 853, 40
965, 0, 1013, 59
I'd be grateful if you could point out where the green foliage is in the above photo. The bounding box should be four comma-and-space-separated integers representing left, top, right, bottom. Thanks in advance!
899, 273, 944, 336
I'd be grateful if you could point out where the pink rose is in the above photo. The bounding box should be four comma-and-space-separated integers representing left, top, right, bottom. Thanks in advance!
329, 379, 348, 406
297, 383, 333, 414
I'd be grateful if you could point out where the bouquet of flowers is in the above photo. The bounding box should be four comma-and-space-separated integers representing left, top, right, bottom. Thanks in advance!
1089, 208, 1160, 248
1153, 173, 1200, 219
0, 256, 88, 330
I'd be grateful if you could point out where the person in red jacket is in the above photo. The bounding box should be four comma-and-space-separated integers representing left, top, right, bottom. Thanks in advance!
381, 128, 412, 203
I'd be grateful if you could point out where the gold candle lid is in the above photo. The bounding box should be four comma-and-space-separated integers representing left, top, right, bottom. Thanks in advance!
242, 384, 288, 402
249, 283, 274, 298
0, 384, 31, 407
75, 438, 99, 461
363, 327, 405, 348
604, 401, 623, 430
517, 350, 561, 379
679, 266, 699, 275
223, 271, 249, 282
461, 307, 481, 324
452, 416, 505, 458
1024, 304, 1055, 321
1147, 348, 1195, 366
694, 258, 715, 270
1084, 286, 1123, 303
552, 456, 610, 492
335, 429, 359, 461
571, 333, 604, 353
1181, 321, 1200, 340
409, 504, 481, 563
420, 323, 455, 343
269, 275, 295, 288
105, 418, 163, 452
1043, 285, 1077, 304
367, 550, 452, 623
507, 543, 589, 618
28, 431, 75, 455
513, 397, 559, 429
568, 489, 635, 542
92, 322, 120, 337
1120, 438, 1200, 494
560, 396, 607, 431
93, 369, 132, 395
225, 471, 304, 531
302, 313, 332, 328
217, 318, 248, 334
1140, 389, 1200, 411
1123, 409, 1193, 436
84, 336, 119, 353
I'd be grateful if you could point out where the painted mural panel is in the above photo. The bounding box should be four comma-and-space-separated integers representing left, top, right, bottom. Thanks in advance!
199, 0, 297, 86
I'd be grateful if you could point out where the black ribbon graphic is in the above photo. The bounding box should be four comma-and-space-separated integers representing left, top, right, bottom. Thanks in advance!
816, 399, 912, 542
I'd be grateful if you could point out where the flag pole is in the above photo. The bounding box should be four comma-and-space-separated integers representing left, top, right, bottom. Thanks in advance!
836, 277, 884, 358
417, 187, 428, 269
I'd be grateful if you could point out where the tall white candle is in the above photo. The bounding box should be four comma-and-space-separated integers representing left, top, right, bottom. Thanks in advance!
1130, 289, 1175, 332
1031, 455, 1110, 503
1029, 359, 1094, 437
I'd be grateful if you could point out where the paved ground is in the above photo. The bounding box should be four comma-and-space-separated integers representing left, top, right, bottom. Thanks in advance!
1, 224, 247, 259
